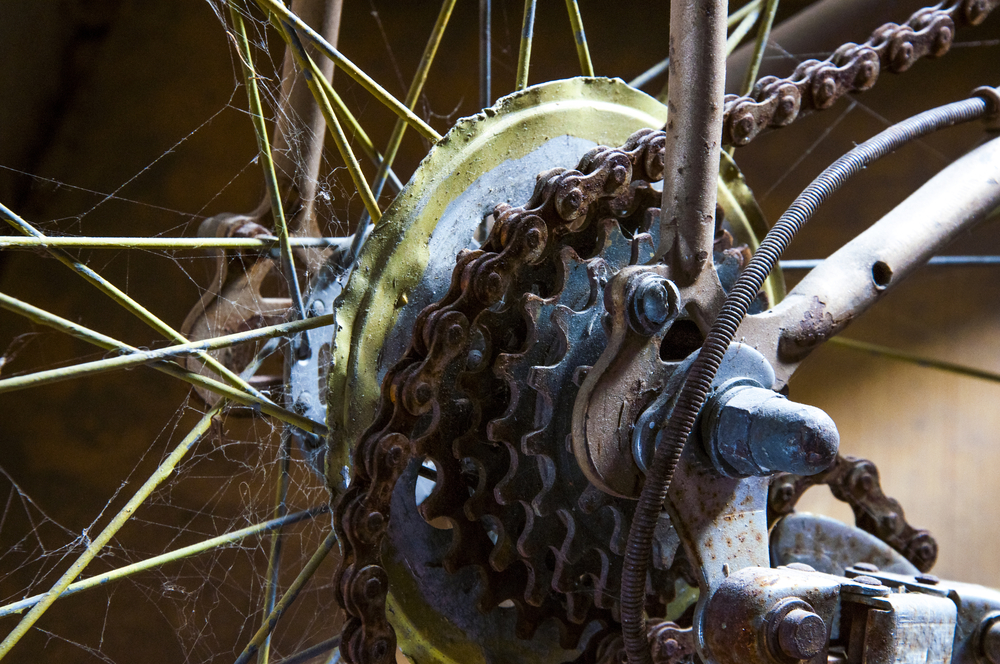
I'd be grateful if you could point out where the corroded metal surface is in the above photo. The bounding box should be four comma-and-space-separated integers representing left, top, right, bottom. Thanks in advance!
333, 126, 673, 664
770, 513, 920, 577
324, 79, 774, 664
769, 455, 939, 572
738, 135, 1000, 389
325, 78, 671, 501
722, 0, 1000, 146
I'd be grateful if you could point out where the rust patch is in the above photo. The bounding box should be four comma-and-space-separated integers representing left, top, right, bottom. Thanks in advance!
778, 295, 854, 362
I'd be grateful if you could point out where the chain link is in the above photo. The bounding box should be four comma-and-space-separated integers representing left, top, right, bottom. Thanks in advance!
769, 454, 939, 572
723, 0, 1000, 146
333, 130, 669, 664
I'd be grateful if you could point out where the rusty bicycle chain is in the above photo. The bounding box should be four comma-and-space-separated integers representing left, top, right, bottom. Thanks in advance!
591, 621, 696, 664
333, 129, 670, 664
723, 0, 1000, 147
768, 454, 939, 572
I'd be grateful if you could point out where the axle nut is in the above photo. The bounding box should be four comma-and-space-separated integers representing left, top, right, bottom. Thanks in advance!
777, 609, 827, 661
703, 384, 839, 478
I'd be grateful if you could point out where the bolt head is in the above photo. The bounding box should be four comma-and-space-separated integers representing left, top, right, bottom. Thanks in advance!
628, 274, 679, 335
853, 575, 883, 587
777, 609, 827, 661
641, 282, 671, 325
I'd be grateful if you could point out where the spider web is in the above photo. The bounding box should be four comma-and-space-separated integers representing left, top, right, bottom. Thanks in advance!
0, 2, 999, 664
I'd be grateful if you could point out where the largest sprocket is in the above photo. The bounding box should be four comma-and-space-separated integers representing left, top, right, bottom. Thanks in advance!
325, 79, 775, 664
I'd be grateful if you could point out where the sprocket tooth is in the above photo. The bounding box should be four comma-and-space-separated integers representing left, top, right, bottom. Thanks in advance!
495, 432, 543, 506
564, 589, 594, 625
553, 245, 600, 312
553, 603, 615, 651
513, 598, 553, 641
484, 512, 520, 572
463, 440, 510, 516
567, 625, 622, 664
591, 217, 633, 269
550, 508, 579, 594
487, 298, 552, 450
629, 231, 656, 266
550, 518, 616, 610
476, 562, 530, 614
444, 517, 496, 574
531, 453, 558, 517
516, 521, 556, 607
524, 304, 603, 459
417, 452, 468, 525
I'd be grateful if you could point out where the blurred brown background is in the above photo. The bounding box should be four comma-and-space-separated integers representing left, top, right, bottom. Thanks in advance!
0, 1, 998, 662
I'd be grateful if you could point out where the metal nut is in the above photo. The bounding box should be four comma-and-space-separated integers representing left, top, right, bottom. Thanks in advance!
704, 384, 840, 478
777, 609, 827, 661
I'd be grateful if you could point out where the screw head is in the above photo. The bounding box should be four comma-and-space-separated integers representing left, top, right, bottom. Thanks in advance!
777, 609, 827, 661
853, 575, 883, 587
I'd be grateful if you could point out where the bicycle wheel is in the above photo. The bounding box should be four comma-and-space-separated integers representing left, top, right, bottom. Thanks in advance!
0, 2, 998, 663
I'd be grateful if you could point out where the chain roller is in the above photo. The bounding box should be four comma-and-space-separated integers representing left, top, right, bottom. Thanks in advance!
723, 0, 1000, 146
333, 129, 669, 664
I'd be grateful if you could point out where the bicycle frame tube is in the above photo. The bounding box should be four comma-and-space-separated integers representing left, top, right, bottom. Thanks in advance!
738, 134, 1000, 387
657, 0, 729, 286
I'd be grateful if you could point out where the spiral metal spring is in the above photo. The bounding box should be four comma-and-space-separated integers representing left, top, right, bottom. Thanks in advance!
620, 91, 995, 664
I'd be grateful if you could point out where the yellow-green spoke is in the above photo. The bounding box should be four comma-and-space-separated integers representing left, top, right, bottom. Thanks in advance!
0, 507, 326, 619
256, 0, 441, 142
0, 291, 328, 434
0, 201, 272, 404
516, 0, 538, 91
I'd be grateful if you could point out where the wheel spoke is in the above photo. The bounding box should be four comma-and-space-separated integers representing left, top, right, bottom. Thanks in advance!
727, 0, 764, 28
564, 0, 594, 76
632, 0, 762, 91
280, 21, 382, 222
274, 635, 340, 664
0, 236, 353, 250
828, 337, 1000, 384
725, 2, 762, 56
233, 529, 340, 664
0, 389, 240, 658
516, 0, 538, 91
257, 435, 293, 664
367, 0, 458, 219
228, 2, 309, 330
739, 0, 781, 96
255, 0, 442, 142
321, 84, 404, 195
0, 201, 272, 404
0, 292, 328, 434
480, 0, 491, 108
0, 507, 326, 619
